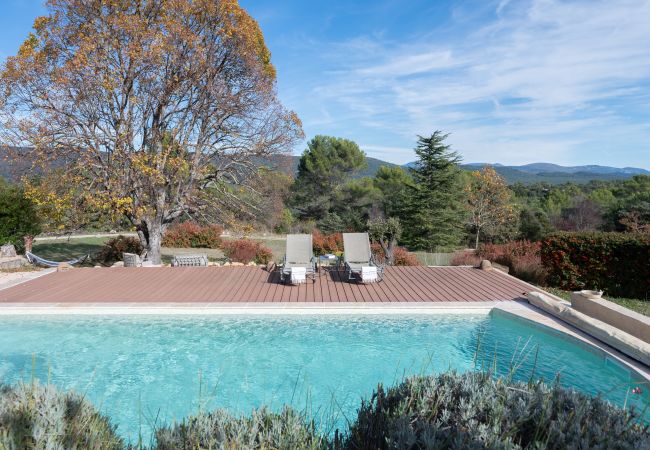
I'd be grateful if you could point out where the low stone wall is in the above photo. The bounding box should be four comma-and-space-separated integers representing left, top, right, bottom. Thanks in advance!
527, 291, 650, 367
571, 292, 650, 343
0, 256, 29, 270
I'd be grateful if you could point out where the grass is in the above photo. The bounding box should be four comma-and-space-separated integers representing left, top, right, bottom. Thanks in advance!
413, 251, 453, 266
33, 236, 110, 262
0, 266, 42, 273
542, 286, 650, 316
32, 234, 453, 266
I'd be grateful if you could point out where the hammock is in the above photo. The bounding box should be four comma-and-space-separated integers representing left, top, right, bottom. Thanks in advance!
25, 251, 88, 268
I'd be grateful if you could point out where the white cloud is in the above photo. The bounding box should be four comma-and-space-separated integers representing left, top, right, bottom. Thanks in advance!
305, 0, 650, 167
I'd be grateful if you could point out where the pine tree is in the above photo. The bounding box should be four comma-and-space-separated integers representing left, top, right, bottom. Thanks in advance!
402, 132, 466, 250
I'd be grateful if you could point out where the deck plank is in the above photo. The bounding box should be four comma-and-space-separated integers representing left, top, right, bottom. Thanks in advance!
0, 266, 538, 303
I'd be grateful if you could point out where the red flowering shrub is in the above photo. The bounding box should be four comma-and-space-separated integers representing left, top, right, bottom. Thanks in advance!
312, 229, 343, 255
371, 243, 421, 266
451, 241, 547, 284
222, 239, 273, 264
479, 241, 546, 284
162, 222, 223, 249
541, 232, 650, 298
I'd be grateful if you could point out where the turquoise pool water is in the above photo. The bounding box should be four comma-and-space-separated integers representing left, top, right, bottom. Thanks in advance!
0, 312, 647, 443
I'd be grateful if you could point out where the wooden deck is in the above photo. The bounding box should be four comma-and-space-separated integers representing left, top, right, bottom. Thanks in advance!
0, 266, 537, 303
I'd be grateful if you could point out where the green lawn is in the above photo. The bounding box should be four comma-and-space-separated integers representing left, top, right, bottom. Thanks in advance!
33, 234, 453, 266
413, 251, 453, 266
542, 286, 650, 316
33, 237, 110, 263
33, 235, 288, 265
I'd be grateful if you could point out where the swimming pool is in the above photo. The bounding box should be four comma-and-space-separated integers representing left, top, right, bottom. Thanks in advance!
0, 312, 647, 443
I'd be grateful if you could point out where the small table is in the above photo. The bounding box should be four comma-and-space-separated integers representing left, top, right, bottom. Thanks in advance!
318, 254, 339, 274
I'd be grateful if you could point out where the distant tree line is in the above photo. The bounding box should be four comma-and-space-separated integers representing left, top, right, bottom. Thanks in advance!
3, 130, 648, 253
280, 133, 650, 251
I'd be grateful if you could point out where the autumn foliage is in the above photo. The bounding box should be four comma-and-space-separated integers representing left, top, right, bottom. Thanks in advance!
371, 243, 421, 266
162, 222, 223, 249
312, 229, 343, 256
222, 239, 273, 264
465, 166, 517, 248
0, 0, 302, 263
451, 241, 546, 284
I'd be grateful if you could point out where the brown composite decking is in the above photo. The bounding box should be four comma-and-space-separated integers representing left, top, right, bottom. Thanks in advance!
0, 266, 538, 303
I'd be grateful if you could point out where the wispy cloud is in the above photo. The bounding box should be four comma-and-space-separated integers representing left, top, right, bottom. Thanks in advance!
294, 0, 650, 167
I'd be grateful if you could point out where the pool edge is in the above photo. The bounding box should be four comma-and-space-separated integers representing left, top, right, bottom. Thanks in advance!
0, 301, 496, 315
494, 302, 650, 382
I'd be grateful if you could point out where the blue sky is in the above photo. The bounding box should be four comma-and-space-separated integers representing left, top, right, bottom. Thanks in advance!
2, 0, 649, 168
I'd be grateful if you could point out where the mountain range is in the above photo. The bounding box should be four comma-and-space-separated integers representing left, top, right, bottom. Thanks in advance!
2, 145, 647, 186
291, 156, 649, 185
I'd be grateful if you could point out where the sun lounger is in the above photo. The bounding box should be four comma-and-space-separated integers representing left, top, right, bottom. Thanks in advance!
342, 232, 383, 283
280, 234, 316, 284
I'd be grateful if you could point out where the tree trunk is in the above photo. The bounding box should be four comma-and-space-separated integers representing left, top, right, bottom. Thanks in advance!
383, 237, 396, 266
147, 224, 163, 265
475, 228, 480, 250
137, 219, 164, 265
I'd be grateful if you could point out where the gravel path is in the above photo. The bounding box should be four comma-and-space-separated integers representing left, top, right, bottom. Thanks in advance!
0, 269, 55, 291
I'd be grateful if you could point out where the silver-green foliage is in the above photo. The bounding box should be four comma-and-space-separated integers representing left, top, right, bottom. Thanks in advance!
345, 371, 650, 450
154, 406, 328, 450
0, 381, 123, 450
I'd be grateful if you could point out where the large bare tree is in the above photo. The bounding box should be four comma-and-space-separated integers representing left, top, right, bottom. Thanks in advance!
0, 0, 302, 263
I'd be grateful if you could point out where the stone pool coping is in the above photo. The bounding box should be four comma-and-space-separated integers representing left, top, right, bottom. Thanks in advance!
0, 301, 497, 315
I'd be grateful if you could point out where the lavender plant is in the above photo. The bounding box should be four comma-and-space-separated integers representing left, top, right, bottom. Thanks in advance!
344, 371, 650, 450
0, 381, 123, 450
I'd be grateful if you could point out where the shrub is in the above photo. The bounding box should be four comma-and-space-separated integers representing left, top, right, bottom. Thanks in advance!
222, 239, 273, 264
371, 243, 420, 266
312, 229, 343, 256
541, 232, 650, 298
162, 221, 223, 249
0, 382, 123, 450
0, 183, 41, 252
95, 235, 144, 265
450, 250, 481, 266
345, 371, 650, 450
477, 240, 547, 284
154, 406, 327, 450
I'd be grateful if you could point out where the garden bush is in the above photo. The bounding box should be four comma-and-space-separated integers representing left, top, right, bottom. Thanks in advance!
0, 381, 123, 450
0, 182, 41, 252
162, 221, 223, 249
450, 250, 481, 266
154, 406, 327, 450
95, 235, 144, 266
312, 229, 343, 256
371, 243, 420, 266
222, 239, 273, 264
345, 371, 650, 450
541, 232, 650, 298
450, 241, 547, 284
478, 240, 547, 284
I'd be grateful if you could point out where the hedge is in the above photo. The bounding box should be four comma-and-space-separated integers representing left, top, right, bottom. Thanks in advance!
541, 232, 650, 299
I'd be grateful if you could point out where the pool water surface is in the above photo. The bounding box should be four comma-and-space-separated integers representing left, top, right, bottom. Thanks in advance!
0, 312, 647, 443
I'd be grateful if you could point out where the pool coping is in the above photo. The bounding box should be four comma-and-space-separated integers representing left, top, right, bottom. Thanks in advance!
0, 301, 497, 315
